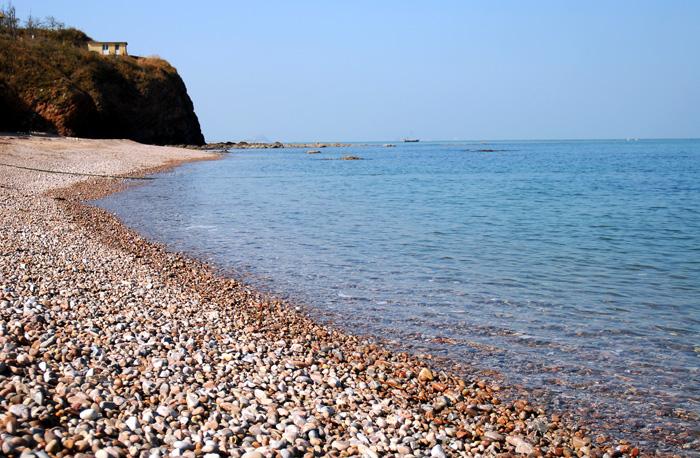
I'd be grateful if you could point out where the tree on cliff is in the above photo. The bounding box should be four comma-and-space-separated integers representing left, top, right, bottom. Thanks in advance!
0, 4, 19, 36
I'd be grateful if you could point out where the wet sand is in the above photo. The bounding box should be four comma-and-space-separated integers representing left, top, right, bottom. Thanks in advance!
0, 135, 648, 457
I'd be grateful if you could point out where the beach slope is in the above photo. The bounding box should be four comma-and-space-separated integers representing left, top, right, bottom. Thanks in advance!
0, 136, 636, 457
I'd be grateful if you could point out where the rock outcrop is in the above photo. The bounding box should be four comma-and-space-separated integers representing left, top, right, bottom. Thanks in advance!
0, 27, 204, 145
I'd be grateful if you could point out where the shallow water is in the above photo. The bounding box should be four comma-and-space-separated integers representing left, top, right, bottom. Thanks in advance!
98, 140, 700, 451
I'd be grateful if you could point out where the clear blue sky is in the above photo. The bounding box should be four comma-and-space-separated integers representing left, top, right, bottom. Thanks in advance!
13, 1, 700, 142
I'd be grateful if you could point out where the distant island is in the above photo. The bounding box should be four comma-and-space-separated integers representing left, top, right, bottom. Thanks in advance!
0, 10, 204, 145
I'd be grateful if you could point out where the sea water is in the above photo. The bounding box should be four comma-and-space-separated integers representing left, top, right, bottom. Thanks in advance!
98, 140, 700, 450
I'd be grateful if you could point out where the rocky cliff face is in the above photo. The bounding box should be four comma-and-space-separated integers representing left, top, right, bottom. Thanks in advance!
0, 28, 204, 145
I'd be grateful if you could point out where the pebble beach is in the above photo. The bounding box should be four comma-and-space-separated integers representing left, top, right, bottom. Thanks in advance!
0, 136, 648, 457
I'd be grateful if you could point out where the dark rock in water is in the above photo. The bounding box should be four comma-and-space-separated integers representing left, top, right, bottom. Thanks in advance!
307, 150, 321, 154
185, 141, 352, 150
340, 156, 362, 160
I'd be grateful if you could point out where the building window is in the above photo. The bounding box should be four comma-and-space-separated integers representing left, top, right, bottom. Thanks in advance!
102, 44, 109, 55
115, 44, 121, 56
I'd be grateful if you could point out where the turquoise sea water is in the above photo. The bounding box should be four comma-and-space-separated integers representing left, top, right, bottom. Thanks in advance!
98, 140, 700, 450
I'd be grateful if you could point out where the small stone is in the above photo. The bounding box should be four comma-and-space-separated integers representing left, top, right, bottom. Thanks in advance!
6, 416, 18, 433
2, 441, 16, 455
100, 401, 118, 411
156, 405, 173, 418
45, 439, 61, 454
173, 440, 193, 451
283, 424, 299, 442
432, 396, 450, 412
125, 416, 139, 431
186, 393, 200, 409
431, 444, 447, 458
357, 444, 379, 458
485, 431, 504, 441
332, 440, 350, 451
477, 403, 493, 412
418, 368, 434, 382
79, 408, 99, 420
9, 404, 29, 418
32, 390, 45, 406
572, 436, 590, 450
142, 409, 154, 423
241, 452, 264, 458
507, 435, 534, 455
269, 439, 286, 450
253, 389, 270, 402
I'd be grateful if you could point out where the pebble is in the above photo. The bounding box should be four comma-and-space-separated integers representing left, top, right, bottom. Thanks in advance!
45, 439, 61, 454
241, 452, 264, 458
431, 444, 447, 458
269, 439, 286, 449
125, 416, 139, 431
9, 404, 29, 419
79, 408, 99, 420
485, 430, 504, 441
186, 392, 199, 408
507, 435, 535, 454
357, 444, 379, 458
418, 368, 434, 382
332, 440, 350, 450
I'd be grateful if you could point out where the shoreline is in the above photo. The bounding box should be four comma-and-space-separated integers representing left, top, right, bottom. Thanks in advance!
0, 136, 645, 457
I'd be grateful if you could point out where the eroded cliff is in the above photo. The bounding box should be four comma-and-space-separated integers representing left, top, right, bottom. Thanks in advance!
0, 27, 204, 145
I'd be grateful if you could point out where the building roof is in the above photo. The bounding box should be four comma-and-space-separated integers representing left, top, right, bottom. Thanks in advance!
88, 41, 129, 45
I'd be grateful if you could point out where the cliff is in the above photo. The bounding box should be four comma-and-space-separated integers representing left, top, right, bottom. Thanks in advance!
0, 27, 204, 145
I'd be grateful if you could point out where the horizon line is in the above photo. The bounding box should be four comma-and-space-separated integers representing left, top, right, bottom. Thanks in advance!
208, 136, 700, 144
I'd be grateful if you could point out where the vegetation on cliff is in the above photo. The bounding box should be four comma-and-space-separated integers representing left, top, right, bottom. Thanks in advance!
0, 8, 204, 145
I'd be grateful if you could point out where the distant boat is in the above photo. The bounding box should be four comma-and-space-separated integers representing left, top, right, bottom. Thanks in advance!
403, 138, 420, 143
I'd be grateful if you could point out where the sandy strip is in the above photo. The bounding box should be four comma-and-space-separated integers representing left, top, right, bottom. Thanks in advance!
0, 136, 641, 457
